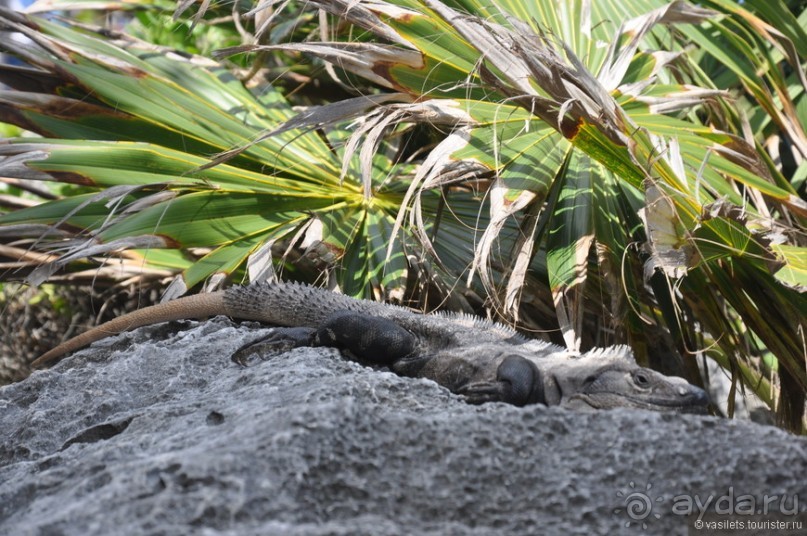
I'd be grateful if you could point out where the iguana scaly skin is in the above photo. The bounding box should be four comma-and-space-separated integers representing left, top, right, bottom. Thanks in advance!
34, 282, 709, 413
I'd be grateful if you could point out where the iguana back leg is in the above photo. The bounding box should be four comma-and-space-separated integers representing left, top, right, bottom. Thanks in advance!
231, 327, 317, 366
460, 355, 544, 407
231, 311, 418, 368
313, 310, 417, 366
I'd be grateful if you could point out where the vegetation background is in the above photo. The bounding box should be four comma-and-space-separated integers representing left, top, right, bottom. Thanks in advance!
0, 0, 804, 431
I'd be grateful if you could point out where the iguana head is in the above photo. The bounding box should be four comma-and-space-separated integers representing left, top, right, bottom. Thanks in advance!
558, 366, 709, 413
537, 347, 710, 414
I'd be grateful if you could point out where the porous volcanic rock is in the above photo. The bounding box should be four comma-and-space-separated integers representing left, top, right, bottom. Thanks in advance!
1, 317, 805, 535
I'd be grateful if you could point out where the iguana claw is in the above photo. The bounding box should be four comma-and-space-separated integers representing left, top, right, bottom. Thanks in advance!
231, 327, 317, 367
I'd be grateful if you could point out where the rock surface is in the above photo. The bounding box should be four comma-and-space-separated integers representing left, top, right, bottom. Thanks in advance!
1, 317, 806, 535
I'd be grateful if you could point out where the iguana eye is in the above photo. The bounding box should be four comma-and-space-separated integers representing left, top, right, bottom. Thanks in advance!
633, 371, 651, 387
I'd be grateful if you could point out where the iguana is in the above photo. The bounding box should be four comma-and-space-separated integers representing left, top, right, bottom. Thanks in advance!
33, 282, 709, 413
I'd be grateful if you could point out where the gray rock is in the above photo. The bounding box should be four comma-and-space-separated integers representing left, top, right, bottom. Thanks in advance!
1, 317, 806, 536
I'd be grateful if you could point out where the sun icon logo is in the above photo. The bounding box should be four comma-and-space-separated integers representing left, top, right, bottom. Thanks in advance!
613, 481, 664, 530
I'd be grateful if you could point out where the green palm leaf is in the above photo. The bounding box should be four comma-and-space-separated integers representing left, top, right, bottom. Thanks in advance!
251, 0, 806, 427
0, 9, 408, 297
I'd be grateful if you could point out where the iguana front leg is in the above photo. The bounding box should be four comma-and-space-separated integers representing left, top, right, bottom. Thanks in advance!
460, 355, 545, 407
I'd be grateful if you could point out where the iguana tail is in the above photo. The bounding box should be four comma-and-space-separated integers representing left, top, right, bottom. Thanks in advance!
32, 291, 228, 368
33, 281, 408, 369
